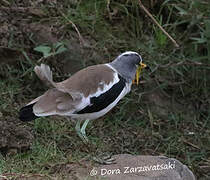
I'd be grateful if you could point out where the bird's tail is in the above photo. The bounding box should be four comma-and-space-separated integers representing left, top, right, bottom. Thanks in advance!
34, 64, 55, 87
19, 103, 38, 122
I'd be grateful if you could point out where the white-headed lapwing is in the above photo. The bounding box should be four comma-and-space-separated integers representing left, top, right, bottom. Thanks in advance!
19, 51, 147, 143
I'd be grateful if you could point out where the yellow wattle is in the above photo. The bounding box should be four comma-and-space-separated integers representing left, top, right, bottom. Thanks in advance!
133, 62, 146, 85
136, 65, 142, 85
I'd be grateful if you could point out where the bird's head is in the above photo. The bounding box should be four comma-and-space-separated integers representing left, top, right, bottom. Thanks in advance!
110, 51, 147, 83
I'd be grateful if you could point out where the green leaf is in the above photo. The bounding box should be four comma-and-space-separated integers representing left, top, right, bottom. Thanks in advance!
54, 42, 63, 49
190, 37, 207, 44
34, 45, 52, 58
55, 46, 67, 55
174, 5, 188, 15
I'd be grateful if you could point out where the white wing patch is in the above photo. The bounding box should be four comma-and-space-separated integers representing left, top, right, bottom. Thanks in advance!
74, 70, 120, 113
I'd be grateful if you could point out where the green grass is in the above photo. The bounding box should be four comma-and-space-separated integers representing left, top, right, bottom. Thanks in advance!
0, 0, 210, 179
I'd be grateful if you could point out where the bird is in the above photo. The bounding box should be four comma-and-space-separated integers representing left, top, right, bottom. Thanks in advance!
19, 51, 147, 143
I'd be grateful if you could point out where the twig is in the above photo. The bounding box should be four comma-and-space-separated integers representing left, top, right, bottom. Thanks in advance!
59, 10, 85, 46
138, 0, 179, 48
106, 0, 111, 20
182, 139, 200, 149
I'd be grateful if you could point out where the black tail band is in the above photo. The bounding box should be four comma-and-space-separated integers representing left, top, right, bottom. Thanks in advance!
19, 103, 38, 122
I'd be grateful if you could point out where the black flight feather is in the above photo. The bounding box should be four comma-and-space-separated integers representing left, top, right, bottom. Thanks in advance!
76, 74, 126, 114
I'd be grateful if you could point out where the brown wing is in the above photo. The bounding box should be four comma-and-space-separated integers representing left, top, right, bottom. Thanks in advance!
55, 64, 115, 97
31, 64, 115, 116
33, 88, 79, 116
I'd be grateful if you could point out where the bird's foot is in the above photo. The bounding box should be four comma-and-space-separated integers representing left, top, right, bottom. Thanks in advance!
92, 154, 116, 165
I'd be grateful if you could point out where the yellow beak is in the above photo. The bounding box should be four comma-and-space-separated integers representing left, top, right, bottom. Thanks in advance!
133, 62, 147, 85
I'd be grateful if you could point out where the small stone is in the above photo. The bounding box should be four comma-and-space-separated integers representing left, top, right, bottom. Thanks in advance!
70, 154, 196, 180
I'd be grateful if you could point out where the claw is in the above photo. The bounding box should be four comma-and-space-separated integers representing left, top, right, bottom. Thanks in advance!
93, 155, 116, 165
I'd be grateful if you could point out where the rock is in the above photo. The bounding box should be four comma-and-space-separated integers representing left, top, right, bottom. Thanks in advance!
71, 154, 196, 180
